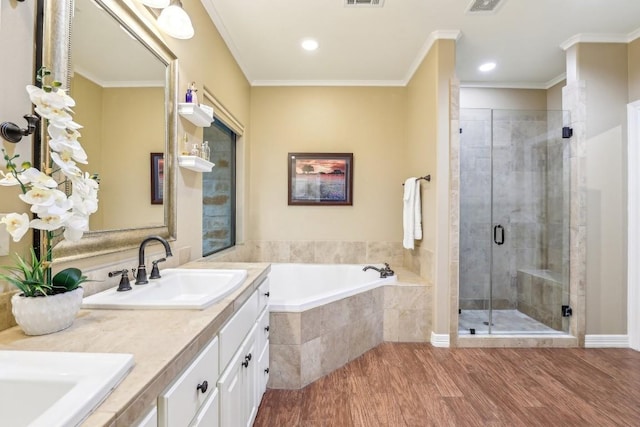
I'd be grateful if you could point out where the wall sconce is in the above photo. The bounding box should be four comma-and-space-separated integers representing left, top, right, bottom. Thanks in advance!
0, 115, 39, 143
141, 0, 194, 40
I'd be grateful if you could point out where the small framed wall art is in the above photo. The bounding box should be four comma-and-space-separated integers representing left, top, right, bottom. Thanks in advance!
288, 152, 353, 206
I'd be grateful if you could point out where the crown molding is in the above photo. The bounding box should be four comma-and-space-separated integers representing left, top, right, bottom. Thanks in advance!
460, 73, 566, 90
560, 27, 640, 51
201, 0, 253, 83
251, 79, 406, 87
403, 30, 462, 85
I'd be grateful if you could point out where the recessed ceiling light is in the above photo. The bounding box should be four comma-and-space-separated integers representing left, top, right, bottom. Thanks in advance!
479, 62, 496, 72
301, 39, 319, 51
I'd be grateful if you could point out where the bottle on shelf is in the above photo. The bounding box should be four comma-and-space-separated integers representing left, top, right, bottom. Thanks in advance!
201, 141, 210, 162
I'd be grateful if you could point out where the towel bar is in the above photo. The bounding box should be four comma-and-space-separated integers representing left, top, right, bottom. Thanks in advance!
402, 175, 431, 185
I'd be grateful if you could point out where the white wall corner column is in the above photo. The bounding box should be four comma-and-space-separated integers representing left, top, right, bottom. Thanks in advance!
627, 100, 640, 351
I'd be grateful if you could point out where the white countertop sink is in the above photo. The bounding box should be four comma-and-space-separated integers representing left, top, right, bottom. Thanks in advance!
82, 268, 248, 310
0, 350, 134, 427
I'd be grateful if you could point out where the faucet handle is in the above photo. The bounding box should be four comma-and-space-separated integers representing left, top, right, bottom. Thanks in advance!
150, 257, 167, 279
109, 269, 132, 292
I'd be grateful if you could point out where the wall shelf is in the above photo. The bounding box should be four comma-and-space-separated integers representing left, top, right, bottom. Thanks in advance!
178, 103, 214, 127
178, 156, 215, 172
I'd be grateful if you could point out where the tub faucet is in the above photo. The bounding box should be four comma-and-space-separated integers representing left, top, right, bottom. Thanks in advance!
135, 235, 173, 284
363, 263, 395, 278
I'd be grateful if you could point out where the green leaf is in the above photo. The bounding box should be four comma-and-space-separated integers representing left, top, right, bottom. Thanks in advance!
52, 268, 87, 293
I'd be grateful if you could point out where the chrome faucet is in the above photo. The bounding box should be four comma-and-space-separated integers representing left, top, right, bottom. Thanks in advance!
135, 235, 173, 284
362, 263, 395, 278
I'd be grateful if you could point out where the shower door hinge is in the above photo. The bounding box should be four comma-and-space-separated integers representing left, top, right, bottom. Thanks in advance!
562, 127, 573, 139
561, 305, 573, 317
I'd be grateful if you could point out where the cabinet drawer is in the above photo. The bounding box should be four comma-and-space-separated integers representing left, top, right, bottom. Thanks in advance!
219, 291, 258, 371
158, 337, 219, 427
258, 277, 270, 313
190, 387, 219, 427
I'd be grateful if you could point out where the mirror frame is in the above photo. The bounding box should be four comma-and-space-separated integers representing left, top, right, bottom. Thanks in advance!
36, 0, 177, 262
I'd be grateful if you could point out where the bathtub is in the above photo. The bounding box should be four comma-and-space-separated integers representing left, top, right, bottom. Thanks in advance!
268, 263, 397, 312
268, 263, 397, 389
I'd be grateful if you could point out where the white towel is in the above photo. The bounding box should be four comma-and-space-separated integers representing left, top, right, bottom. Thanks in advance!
403, 177, 422, 249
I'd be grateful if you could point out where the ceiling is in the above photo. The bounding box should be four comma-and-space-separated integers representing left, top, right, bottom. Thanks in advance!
200, 0, 640, 88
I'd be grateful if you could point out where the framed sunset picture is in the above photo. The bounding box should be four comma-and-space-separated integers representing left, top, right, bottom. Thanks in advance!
288, 153, 353, 206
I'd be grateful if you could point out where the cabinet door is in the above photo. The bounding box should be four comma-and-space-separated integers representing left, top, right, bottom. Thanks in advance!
243, 329, 258, 427
219, 325, 257, 427
256, 339, 269, 407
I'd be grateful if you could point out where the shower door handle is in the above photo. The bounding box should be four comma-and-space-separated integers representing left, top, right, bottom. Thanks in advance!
493, 225, 505, 245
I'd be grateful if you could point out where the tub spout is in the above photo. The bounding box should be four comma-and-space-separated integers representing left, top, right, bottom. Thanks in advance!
363, 263, 394, 278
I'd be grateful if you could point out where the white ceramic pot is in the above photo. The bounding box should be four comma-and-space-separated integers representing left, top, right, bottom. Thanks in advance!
11, 287, 84, 336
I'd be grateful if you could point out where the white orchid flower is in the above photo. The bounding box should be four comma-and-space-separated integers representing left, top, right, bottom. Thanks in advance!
27, 84, 75, 110
48, 124, 81, 144
30, 211, 72, 231
31, 190, 73, 215
0, 170, 21, 186
20, 167, 57, 189
18, 187, 65, 207
0, 213, 30, 242
49, 143, 88, 165
50, 152, 82, 177
62, 213, 89, 242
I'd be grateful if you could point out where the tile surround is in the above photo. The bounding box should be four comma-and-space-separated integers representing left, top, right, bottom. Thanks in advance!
268, 274, 431, 389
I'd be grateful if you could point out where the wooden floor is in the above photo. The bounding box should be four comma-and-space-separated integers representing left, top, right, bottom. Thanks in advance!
254, 342, 640, 426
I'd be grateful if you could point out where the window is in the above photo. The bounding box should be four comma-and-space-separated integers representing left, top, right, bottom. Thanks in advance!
202, 119, 236, 256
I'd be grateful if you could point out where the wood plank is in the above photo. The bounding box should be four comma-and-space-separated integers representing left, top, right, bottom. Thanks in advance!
253, 344, 640, 427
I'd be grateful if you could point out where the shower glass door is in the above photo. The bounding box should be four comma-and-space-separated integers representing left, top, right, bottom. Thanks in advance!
459, 109, 571, 335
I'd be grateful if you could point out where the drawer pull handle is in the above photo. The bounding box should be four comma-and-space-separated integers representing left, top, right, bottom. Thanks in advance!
242, 360, 249, 368
197, 381, 209, 394
245, 353, 252, 361
264, 368, 269, 374
264, 326, 270, 332
264, 292, 270, 297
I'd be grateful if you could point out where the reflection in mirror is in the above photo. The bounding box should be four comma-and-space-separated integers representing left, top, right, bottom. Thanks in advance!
38, 0, 177, 262
71, 0, 166, 230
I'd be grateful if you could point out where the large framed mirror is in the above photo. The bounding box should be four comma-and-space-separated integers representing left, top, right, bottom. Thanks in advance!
36, 0, 177, 262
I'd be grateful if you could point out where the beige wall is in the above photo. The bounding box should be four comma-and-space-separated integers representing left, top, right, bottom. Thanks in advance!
576, 43, 628, 334
460, 87, 547, 110
547, 80, 566, 111
249, 86, 407, 242
71, 74, 104, 229
406, 39, 456, 334
630, 38, 640, 102
0, 1, 36, 294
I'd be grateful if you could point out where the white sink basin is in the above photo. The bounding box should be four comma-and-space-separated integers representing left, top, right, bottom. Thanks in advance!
82, 268, 248, 310
0, 350, 134, 427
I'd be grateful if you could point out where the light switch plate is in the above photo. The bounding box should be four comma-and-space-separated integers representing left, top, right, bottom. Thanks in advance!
0, 213, 10, 256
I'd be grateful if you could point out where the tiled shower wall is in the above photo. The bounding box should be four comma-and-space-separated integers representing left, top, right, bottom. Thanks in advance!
459, 110, 568, 310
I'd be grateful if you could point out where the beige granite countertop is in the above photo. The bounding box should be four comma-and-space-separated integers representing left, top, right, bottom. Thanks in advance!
0, 262, 271, 427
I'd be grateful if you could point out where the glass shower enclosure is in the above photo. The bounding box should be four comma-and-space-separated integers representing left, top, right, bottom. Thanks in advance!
458, 109, 571, 335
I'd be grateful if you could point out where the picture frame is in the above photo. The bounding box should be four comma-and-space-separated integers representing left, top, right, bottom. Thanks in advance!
150, 152, 164, 205
288, 152, 353, 206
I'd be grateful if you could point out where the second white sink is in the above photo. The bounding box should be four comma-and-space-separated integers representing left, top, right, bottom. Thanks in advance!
0, 350, 134, 427
82, 268, 248, 310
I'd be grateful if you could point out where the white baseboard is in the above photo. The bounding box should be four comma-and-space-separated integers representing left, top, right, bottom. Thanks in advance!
584, 334, 629, 348
430, 332, 450, 348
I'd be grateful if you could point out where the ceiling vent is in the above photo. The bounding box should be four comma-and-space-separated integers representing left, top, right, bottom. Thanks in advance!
345, 0, 385, 7
466, 0, 504, 14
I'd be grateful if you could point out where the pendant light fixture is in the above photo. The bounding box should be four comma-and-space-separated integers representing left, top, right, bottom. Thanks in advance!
157, 0, 194, 40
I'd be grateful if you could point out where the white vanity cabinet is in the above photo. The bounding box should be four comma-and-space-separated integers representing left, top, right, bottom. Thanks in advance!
155, 275, 270, 427
218, 276, 270, 427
